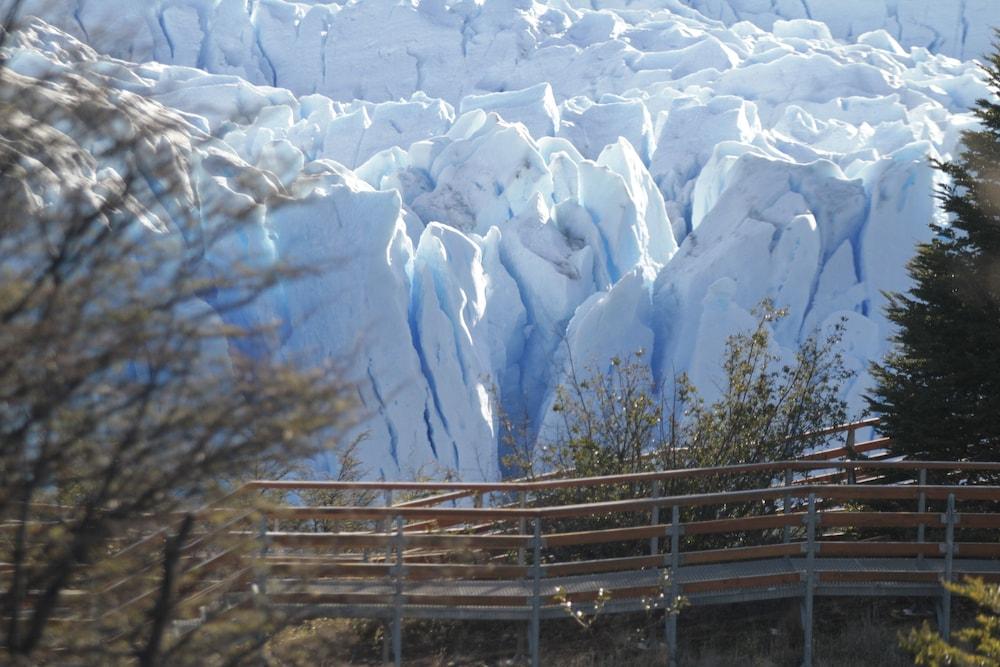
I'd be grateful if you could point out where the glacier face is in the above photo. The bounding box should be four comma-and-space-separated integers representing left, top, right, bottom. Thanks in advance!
6, 0, 997, 480
646, 0, 997, 63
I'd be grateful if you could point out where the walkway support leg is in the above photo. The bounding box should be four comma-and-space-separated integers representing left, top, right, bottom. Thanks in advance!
650, 480, 661, 555
917, 469, 927, 562
783, 468, 793, 543
392, 515, 403, 667
939, 493, 956, 640
665, 505, 680, 667
517, 492, 527, 659
383, 491, 393, 665
256, 516, 270, 600
801, 493, 816, 667
530, 517, 542, 667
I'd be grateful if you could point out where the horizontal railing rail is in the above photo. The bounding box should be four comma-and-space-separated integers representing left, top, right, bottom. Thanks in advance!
246, 481, 1000, 522
240, 457, 998, 497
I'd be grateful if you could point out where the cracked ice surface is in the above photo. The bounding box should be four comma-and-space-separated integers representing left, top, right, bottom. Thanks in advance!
5, 0, 998, 479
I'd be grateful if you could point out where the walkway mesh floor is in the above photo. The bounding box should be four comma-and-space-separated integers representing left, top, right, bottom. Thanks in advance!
272, 557, 999, 601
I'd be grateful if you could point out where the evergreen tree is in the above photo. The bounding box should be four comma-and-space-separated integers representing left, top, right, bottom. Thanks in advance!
868, 35, 1000, 462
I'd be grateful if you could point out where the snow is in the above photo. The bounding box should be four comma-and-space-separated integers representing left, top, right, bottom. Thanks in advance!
4, 0, 998, 479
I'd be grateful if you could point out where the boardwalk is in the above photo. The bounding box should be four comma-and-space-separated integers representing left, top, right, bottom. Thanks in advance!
92, 420, 1000, 666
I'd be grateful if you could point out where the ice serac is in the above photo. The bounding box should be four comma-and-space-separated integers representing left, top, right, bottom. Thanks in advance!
559, 96, 655, 163
650, 95, 762, 242
410, 223, 498, 477
268, 181, 437, 479
537, 268, 656, 443
496, 194, 597, 425
460, 83, 560, 138
409, 112, 554, 235
654, 149, 870, 400
597, 139, 678, 264
6, 1, 998, 478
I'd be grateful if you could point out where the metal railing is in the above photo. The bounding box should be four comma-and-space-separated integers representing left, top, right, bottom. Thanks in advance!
243, 467, 1000, 667
22, 418, 1000, 667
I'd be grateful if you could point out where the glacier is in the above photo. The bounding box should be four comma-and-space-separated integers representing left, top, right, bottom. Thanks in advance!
4, 0, 997, 480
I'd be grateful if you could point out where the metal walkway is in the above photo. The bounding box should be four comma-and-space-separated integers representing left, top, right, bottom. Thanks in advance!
273, 556, 1000, 604
246, 467, 1000, 666
90, 421, 1000, 666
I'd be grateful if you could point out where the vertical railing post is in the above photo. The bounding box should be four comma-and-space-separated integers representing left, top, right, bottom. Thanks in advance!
517, 491, 528, 660
255, 516, 270, 602
917, 469, 927, 560
384, 490, 395, 568
650, 480, 661, 555
250, 514, 271, 658
392, 515, 404, 667
939, 493, 956, 640
382, 491, 393, 665
530, 517, 542, 667
845, 427, 858, 485
665, 505, 681, 667
801, 493, 816, 667
518, 492, 528, 567
783, 467, 793, 544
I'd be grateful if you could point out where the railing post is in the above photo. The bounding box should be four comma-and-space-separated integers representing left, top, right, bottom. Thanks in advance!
665, 505, 681, 667
518, 492, 527, 567
917, 469, 927, 561
517, 491, 528, 660
250, 513, 271, 660
845, 428, 858, 485
650, 480, 661, 555
384, 490, 395, 565
783, 468, 793, 544
530, 517, 542, 667
255, 516, 270, 602
939, 493, 956, 640
801, 493, 816, 667
392, 515, 404, 667
382, 491, 393, 665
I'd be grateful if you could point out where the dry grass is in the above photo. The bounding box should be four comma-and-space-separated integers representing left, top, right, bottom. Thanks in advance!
266, 598, 945, 665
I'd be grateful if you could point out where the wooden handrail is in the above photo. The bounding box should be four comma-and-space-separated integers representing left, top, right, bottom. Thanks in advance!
237, 418, 887, 499
255, 509, 1000, 555
244, 457, 1000, 497
387, 419, 882, 511
101, 507, 256, 596
799, 437, 892, 461
785, 417, 880, 441
262, 531, 531, 550
681, 542, 802, 565
253, 483, 1000, 523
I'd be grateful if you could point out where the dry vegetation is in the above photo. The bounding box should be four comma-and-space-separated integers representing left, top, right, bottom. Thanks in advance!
264, 597, 962, 666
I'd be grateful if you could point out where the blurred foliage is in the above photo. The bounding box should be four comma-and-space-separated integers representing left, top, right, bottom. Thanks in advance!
0, 3, 358, 663
903, 577, 1000, 666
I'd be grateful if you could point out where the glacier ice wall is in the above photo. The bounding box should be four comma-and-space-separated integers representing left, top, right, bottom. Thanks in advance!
645, 0, 997, 63
6, 0, 997, 479
16, 0, 999, 106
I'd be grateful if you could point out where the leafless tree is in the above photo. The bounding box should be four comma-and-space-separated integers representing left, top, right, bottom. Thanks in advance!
0, 3, 357, 664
